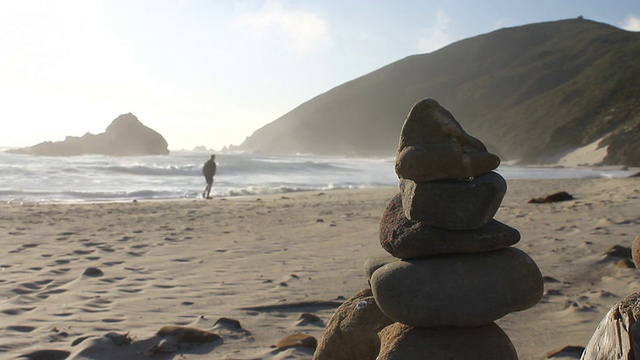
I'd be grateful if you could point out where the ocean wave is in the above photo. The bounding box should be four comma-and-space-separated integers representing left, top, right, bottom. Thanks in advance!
103, 165, 201, 176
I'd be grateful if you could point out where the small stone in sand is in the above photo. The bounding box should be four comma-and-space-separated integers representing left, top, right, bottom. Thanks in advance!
528, 191, 574, 203
617, 258, 635, 269
82, 267, 104, 277
157, 326, 220, 344
213, 317, 242, 329
604, 244, 632, 259
296, 312, 321, 325
275, 333, 317, 350
544, 345, 585, 358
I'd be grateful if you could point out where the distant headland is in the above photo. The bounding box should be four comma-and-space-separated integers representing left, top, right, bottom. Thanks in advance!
6, 113, 169, 156
235, 18, 640, 167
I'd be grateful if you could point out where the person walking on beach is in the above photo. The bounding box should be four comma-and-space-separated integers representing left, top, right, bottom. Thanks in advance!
202, 154, 217, 199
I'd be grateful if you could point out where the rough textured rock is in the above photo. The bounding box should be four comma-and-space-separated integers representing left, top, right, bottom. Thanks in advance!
582, 292, 640, 360
6, 113, 169, 156
380, 193, 519, 258
376, 322, 518, 360
313, 287, 394, 360
371, 247, 543, 327
632, 235, 640, 269
395, 98, 500, 182
400, 171, 506, 229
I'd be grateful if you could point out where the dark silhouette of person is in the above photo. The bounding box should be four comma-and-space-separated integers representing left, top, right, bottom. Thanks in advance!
202, 154, 217, 199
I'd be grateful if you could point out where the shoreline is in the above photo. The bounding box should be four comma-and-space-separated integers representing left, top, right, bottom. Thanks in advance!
1, 177, 639, 359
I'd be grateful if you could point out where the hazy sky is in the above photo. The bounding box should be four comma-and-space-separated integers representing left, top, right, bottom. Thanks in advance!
1, 1, 639, 151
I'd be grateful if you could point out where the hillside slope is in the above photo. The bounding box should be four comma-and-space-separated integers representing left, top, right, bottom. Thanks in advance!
236, 18, 640, 165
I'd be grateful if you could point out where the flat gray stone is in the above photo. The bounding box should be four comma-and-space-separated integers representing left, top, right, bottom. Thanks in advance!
371, 247, 543, 327
395, 98, 500, 182
380, 193, 519, 258
377, 322, 517, 360
401, 171, 506, 230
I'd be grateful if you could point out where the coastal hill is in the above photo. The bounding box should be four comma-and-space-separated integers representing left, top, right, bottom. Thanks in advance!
7, 113, 170, 156
235, 18, 640, 166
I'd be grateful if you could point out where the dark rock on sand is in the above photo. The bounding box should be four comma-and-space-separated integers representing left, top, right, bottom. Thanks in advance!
296, 313, 322, 325
6, 113, 169, 157
633, 234, 640, 269
400, 171, 506, 229
213, 317, 242, 329
380, 193, 519, 258
545, 345, 585, 358
395, 98, 500, 182
276, 333, 317, 351
617, 259, 636, 269
528, 191, 574, 203
314, 287, 394, 360
605, 244, 632, 259
371, 247, 543, 327
377, 322, 517, 360
18, 349, 71, 360
82, 267, 104, 277
156, 326, 220, 344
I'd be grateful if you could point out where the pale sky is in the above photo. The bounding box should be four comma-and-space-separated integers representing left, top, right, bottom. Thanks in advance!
1, 0, 639, 151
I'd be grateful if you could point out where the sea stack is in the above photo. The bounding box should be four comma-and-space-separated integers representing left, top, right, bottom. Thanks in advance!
314, 98, 544, 359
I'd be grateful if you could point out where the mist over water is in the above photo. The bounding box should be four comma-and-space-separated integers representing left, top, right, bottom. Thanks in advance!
0, 151, 632, 203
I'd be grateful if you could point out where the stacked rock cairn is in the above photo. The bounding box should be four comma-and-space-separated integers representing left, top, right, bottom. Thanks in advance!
314, 98, 544, 360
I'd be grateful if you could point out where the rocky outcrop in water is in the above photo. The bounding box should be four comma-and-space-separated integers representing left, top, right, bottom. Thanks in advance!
7, 113, 169, 156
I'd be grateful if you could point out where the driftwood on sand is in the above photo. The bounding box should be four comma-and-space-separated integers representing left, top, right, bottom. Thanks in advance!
582, 292, 640, 359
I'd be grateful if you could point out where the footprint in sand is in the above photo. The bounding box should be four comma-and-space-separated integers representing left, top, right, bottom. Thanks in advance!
2, 307, 35, 315
101, 318, 126, 323
6, 325, 36, 333
73, 249, 95, 255
103, 261, 125, 266
49, 268, 71, 275
81, 297, 113, 313
99, 277, 126, 284
11, 280, 53, 295
119, 287, 143, 294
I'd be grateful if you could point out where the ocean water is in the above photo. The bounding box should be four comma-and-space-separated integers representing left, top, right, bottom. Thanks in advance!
0, 150, 633, 203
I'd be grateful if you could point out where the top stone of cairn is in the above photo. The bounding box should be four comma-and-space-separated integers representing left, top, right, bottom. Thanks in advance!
395, 99, 500, 182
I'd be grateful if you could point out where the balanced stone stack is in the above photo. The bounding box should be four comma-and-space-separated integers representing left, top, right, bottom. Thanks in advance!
314, 98, 544, 360
371, 99, 544, 359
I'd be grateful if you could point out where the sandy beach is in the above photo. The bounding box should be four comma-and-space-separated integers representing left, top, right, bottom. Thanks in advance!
1, 177, 639, 359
